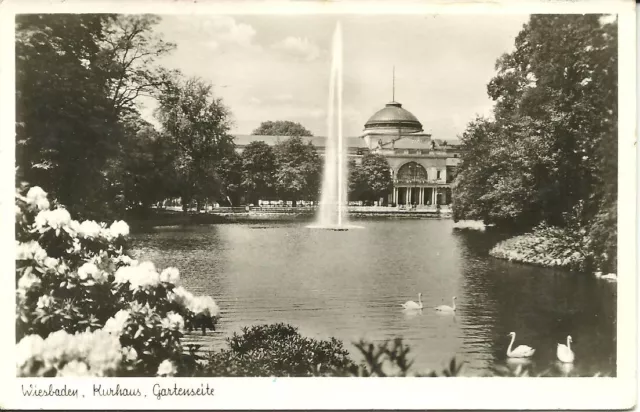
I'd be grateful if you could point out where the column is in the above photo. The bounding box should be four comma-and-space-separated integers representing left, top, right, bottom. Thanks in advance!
405, 188, 410, 205
393, 187, 397, 204
432, 187, 436, 205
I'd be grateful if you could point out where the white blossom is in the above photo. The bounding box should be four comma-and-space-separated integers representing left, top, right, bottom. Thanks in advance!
156, 359, 177, 377
171, 287, 220, 317
26, 186, 50, 211
36, 295, 55, 309
109, 221, 130, 238
34, 208, 72, 233
43, 257, 59, 270
41, 330, 73, 366
58, 360, 90, 377
190, 296, 220, 317
160, 267, 180, 284
17, 271, 41, 295
122, 347, 138, 362
77, 262, 100, 280
114, 261, 160, 290
161, 312, 185, 331
103, 309, 130, 336
85, 330, 122, 375
16, 334, 45, 368
78, 220, 102, 239
15, 241, 47, 262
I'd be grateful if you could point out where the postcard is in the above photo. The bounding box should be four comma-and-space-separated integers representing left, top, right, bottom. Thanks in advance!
0, 0, 636, 409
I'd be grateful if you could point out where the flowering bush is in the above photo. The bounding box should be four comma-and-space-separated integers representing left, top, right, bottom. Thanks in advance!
15, 186, 220, 377
489, 223, 588, 271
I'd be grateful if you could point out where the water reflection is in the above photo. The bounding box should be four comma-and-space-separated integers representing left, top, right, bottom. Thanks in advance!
131, 219, 616, 376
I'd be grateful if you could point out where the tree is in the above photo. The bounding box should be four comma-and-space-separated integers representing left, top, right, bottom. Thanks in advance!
111, 115, 178, 216
349, 154, 392, 204
453, 15, 618, 270
216, 145, 243, 206
156, 76, 236, 211
241, 141, 277, 205
15, 14, 122, 220
347, 159, 363, 201
273, 136, 322, 205
99, 15, 177, 118
358, 153, 392, 204
252, 120, 313, 137
15, 14, 176, 220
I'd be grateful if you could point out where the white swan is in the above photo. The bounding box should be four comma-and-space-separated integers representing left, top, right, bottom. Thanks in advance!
401, 293, 423, 310
435, 296, 456, 312
557, 335, 575, 363
595, 272, 617, 281
506, 332, 535, 358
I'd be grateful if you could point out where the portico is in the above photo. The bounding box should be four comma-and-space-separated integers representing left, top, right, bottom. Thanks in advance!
393, 186, 450, 206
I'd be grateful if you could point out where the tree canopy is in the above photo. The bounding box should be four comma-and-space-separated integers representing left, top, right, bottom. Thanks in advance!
156, 76, 237, 209
252, 120, 313, 137
452, 15, 617, 271
16, 14, 176, 219
349, 153, 392, 203
274, 136, 322, 204
241, 141, 278, 204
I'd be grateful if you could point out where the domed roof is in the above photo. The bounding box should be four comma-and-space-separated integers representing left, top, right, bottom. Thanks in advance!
364, 101, 423, 133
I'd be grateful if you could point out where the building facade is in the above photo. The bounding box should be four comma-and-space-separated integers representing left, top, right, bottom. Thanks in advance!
233, 100, 462, 207
361, 100, 461, 206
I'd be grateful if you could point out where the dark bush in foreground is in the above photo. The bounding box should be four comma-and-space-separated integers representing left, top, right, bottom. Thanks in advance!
194, 323, 357, 376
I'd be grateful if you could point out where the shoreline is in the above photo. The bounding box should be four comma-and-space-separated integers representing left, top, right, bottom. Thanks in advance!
128, 206, 453, 229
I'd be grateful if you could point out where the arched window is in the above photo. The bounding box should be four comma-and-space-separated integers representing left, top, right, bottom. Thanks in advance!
396, 162, 428, 183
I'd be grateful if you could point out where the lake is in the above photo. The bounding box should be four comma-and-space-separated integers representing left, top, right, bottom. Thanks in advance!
130, 218, 617, 376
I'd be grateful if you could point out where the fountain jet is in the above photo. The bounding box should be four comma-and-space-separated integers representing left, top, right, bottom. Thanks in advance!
309, 23, 361, 231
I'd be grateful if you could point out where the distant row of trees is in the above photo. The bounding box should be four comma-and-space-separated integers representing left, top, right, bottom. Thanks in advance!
15, 14, 392, 219
452, 15, 618, 271
241, 136, 321, 206
241, 136, 394, 206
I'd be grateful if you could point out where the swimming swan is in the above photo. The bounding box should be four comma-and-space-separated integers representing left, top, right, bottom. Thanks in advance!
557, 335, 575, 363
506, 332, 535, 358
595, 272, 617, 281
435, 296, 457, 312
401, 293, 423, 310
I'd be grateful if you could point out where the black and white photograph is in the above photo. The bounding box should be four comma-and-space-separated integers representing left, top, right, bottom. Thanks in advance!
1, 0, 636, 409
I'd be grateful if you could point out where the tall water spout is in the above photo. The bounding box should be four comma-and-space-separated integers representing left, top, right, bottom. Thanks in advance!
314, 22, 349, 229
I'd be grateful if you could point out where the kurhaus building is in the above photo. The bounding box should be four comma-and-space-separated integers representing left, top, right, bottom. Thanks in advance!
234, 99, 462, 207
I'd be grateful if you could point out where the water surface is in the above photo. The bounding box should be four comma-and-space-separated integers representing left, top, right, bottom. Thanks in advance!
131, 219, 617, 376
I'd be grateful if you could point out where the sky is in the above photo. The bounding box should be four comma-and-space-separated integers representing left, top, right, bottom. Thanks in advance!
142, 14, 530, 139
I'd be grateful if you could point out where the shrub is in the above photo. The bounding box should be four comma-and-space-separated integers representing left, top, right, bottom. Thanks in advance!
196, 323, 357, 377
15, 186, 220, 377
489, 223, 588, 272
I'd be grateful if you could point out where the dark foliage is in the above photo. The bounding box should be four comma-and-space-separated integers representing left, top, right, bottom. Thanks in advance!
194, 323, 357, 377
453, 15, 617, 271
252, 120, 313, 137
